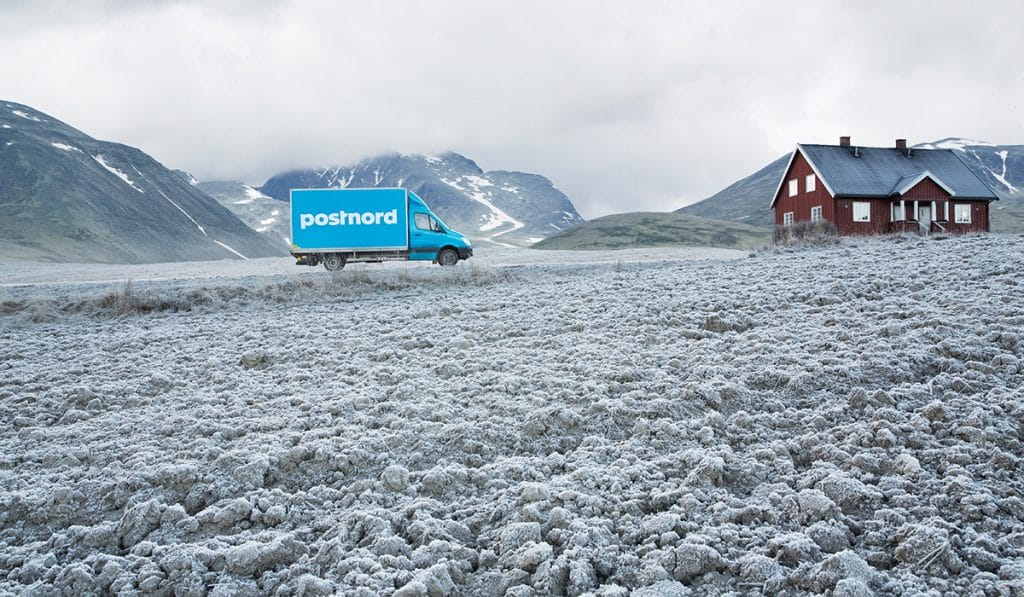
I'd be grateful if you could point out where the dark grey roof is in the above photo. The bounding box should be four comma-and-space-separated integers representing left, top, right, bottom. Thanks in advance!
800, 144, 998, 200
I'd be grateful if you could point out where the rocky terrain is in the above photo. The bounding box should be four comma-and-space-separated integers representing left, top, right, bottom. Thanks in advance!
0, 235, 1022, 595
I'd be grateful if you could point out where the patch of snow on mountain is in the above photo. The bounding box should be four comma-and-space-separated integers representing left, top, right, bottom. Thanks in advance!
156, 189, 206, 235
917, 138, 996, 151
3, 124, 13, 129
992, 150, 1020, 193
92, 154, 144, 193
441, 177, 465, 191
443, 175, 525, 243
463, 175, 494, 188
245, 186, 272, 200
51, 143, 82, 153
11, 109, 42, 122
213, 240, 248, 259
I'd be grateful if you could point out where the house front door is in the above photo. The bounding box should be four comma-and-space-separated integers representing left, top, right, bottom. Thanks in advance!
918, 205, 932, 233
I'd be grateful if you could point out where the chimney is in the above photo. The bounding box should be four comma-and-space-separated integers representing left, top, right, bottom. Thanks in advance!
895, 139, 907, 149
839, 136, 851, 147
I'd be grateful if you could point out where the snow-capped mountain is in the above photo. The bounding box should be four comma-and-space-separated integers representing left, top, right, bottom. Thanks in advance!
259, 152, 584, 247
678, 138, 1024, 232
916, 138, 1023, 200
0, 101, 285, 263
195, 180, 291, 248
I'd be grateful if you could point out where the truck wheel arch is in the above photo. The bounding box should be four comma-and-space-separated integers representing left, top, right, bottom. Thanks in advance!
436, 247, 459, 266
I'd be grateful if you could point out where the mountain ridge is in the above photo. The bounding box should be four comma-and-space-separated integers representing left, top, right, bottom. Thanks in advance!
257, 152, 584, 247
0, 100, 285, 263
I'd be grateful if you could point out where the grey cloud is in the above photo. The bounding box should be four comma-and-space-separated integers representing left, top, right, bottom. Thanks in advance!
1, 1, 1022, 218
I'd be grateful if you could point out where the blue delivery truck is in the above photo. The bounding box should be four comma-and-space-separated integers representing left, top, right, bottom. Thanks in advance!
290, 187, 473, 270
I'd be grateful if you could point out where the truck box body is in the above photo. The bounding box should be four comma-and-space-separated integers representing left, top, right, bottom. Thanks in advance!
289, 187, 472, 270
291, 188, 409, 252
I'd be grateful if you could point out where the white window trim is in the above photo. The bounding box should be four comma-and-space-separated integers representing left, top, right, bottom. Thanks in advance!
810, 206, 822, 222
852, 201, 871, 222
783, 211, 794, 226
788, 179, 798, 197
805, 174, 816, 193
954, 203, 972, 224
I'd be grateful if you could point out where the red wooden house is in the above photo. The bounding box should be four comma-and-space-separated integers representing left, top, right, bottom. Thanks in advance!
771, 137, 998, 235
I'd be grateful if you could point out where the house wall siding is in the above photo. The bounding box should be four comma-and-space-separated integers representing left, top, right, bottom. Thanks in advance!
834, 199, 892, 234
773, 152, 834, 225
902, 178, 950, 202
947, 201, 990, 233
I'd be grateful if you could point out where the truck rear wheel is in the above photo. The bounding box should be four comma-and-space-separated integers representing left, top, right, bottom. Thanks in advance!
323, 253, 346, 271
437, 248, 459, 267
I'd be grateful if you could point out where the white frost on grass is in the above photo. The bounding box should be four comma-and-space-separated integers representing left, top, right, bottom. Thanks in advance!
92, 154, 144, 193
1, 236, 1022, 595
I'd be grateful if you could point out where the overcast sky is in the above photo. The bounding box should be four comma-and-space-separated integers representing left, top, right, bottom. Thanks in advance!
2, 1, 1022, 218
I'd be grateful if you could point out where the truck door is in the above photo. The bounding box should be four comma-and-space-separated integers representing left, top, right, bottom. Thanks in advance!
410, 211, 447, 261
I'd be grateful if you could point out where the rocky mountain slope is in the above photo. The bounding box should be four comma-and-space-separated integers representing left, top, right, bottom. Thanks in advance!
258, 152, 584, 247
676, 156, 788, 228
194, 180, 291, 249
0, 101, 285, 263
678, 138, 1024, 233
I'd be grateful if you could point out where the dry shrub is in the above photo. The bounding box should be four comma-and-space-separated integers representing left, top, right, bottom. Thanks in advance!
773, 221, 840, 247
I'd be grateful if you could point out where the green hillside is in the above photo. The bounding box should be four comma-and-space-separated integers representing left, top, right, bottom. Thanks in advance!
532, 211, 770, 250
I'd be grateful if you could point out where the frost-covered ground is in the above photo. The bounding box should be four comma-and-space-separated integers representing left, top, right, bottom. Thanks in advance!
1, 236, 1022, 596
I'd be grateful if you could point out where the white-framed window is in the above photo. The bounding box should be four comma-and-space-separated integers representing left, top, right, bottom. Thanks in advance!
806, 174, 816, 193
783, 212, 794, 226
852, 201, 870, 222
810, 206, 822, 222
788, 179, 798, 197
892, 202, 905, 221
954, 203, 972, 224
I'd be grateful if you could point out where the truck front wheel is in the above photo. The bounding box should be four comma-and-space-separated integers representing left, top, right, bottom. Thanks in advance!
323, 253, 346, 271
437, 248, 459, 267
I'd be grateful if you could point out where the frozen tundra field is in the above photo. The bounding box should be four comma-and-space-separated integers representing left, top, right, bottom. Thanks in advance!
0, 236, 1022, 596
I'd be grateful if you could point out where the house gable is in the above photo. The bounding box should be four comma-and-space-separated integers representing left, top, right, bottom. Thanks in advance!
770, 144, 835, 209
892, 171, 955, 197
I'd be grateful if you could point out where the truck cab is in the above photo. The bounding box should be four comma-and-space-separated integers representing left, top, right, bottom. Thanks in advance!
408, 192, 473, 266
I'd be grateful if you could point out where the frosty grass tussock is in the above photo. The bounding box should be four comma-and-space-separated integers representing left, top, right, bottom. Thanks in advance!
0, 234, 1022, 595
